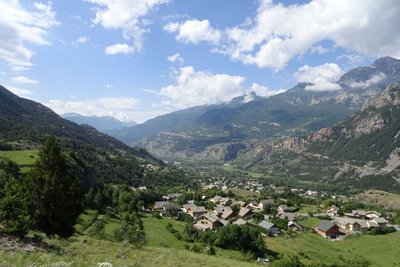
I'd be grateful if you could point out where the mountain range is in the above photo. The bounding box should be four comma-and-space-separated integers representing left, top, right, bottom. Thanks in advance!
62, 113, 137, 133
109, 57, 400, 163
238, 83, 400, 191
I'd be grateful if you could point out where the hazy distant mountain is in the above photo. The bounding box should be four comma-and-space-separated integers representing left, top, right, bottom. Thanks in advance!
109, 57, 400, 162
0, 85, 162, 186
62, 113, 137, 133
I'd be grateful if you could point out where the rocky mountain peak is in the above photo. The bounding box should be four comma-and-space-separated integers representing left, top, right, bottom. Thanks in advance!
362, 83, 400, 111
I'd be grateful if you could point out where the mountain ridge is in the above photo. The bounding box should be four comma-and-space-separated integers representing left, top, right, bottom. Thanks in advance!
109, 57, 400, 162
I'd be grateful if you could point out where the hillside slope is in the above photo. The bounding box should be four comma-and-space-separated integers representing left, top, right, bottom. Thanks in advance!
0, 85, 162, 186
239, 83, 400, 191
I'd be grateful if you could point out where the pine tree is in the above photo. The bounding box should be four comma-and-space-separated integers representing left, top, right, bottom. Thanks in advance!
25, 136, 82, 237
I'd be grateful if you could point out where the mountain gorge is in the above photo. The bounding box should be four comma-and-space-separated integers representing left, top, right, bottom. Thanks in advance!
110, 57, 400, 163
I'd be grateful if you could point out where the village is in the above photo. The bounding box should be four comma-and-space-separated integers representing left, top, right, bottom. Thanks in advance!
149, 177, 398, 241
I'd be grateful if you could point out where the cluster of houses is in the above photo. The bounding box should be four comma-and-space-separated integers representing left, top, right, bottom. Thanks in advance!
152, 195, 304, 235
316, 207, 390, 239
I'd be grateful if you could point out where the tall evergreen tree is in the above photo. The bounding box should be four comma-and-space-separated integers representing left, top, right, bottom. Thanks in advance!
26, 136, 82, 237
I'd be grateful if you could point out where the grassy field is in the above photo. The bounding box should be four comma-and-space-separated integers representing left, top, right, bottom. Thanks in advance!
0, 150, 39, 165
298, 204, 323, 214
298, 217, 320, 229
228, 188, 258, 198
266, 231, 400, 266
0, 236, 258, 267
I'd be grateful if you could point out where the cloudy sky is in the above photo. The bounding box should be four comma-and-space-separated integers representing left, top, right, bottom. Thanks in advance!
1, 0, 399, 123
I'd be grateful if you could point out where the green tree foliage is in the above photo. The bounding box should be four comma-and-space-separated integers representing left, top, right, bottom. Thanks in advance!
0, 178, 30, 237
25, 136, 82, 237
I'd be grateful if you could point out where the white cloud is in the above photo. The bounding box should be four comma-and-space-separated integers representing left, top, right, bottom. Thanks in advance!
46, 97, 142, 121
167, 53, 184, 63
105, 83, 114, 89
164, 19, 221, 45
295, 63, 342, 91
165, 0, 400, 70
0, 0, 58, 71
105, 43, 134, 55
350, 73, 386, 89
8, 86, 34, 96
158, 66, 247, 109
251, 83, 285, 97
12, 76, 38, 84
76, 36, 89, 44
87, 0, 169, 53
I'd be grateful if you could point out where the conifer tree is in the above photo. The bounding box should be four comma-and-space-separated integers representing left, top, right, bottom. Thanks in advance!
26, 136, 82, 237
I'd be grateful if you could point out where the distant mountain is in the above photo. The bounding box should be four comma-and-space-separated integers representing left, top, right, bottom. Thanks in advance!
62, 113, 136, 133
0, 85, 162, 187
110, 57, 400, 161
237, 83, 400, 191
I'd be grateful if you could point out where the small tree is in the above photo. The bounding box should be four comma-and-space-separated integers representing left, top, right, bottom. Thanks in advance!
25, 136, 82, 237
0, 178, 30, 237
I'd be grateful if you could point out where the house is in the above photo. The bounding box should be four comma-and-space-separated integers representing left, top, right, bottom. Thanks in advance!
335, 218, 364, 232
249, 201, 259, 208
189, 206, 207, 218
219, 197, 232, 206
366, 211, 382, 219
327, 205, 340, 217
232, 200, 247, 208
182, 203, 197, 213
238, 207, 253, 219
277, 205, 290, 213
221, 209, 235, 220
316, 220, 340, 238
259, 220, 282, 236
153, 201, 168, 211
371, 217, 388, 227
194, 213, 221, 231
288, 221, 303, 232
259, 199, 275, 210
346, 210, 367, 218
213, 205, 229, 216
160, 203, 181, 217
210, 195, 222, 204
233, 218, 248, 226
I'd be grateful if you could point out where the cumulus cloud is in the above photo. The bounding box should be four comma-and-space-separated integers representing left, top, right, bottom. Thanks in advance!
165, 0, 400, 70
350, 73, 386, 88
87, 0, 169, 53
158, 66, 246, 109
295, 63, 342, 91
12, 76, 38, 84
167, 53, 184, 63
164, 19, 221, 44
0, 0, 58, 70
105, 43, 134, 55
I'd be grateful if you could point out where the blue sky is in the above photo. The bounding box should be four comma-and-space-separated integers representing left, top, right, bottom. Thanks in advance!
1, 0, 399, 123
